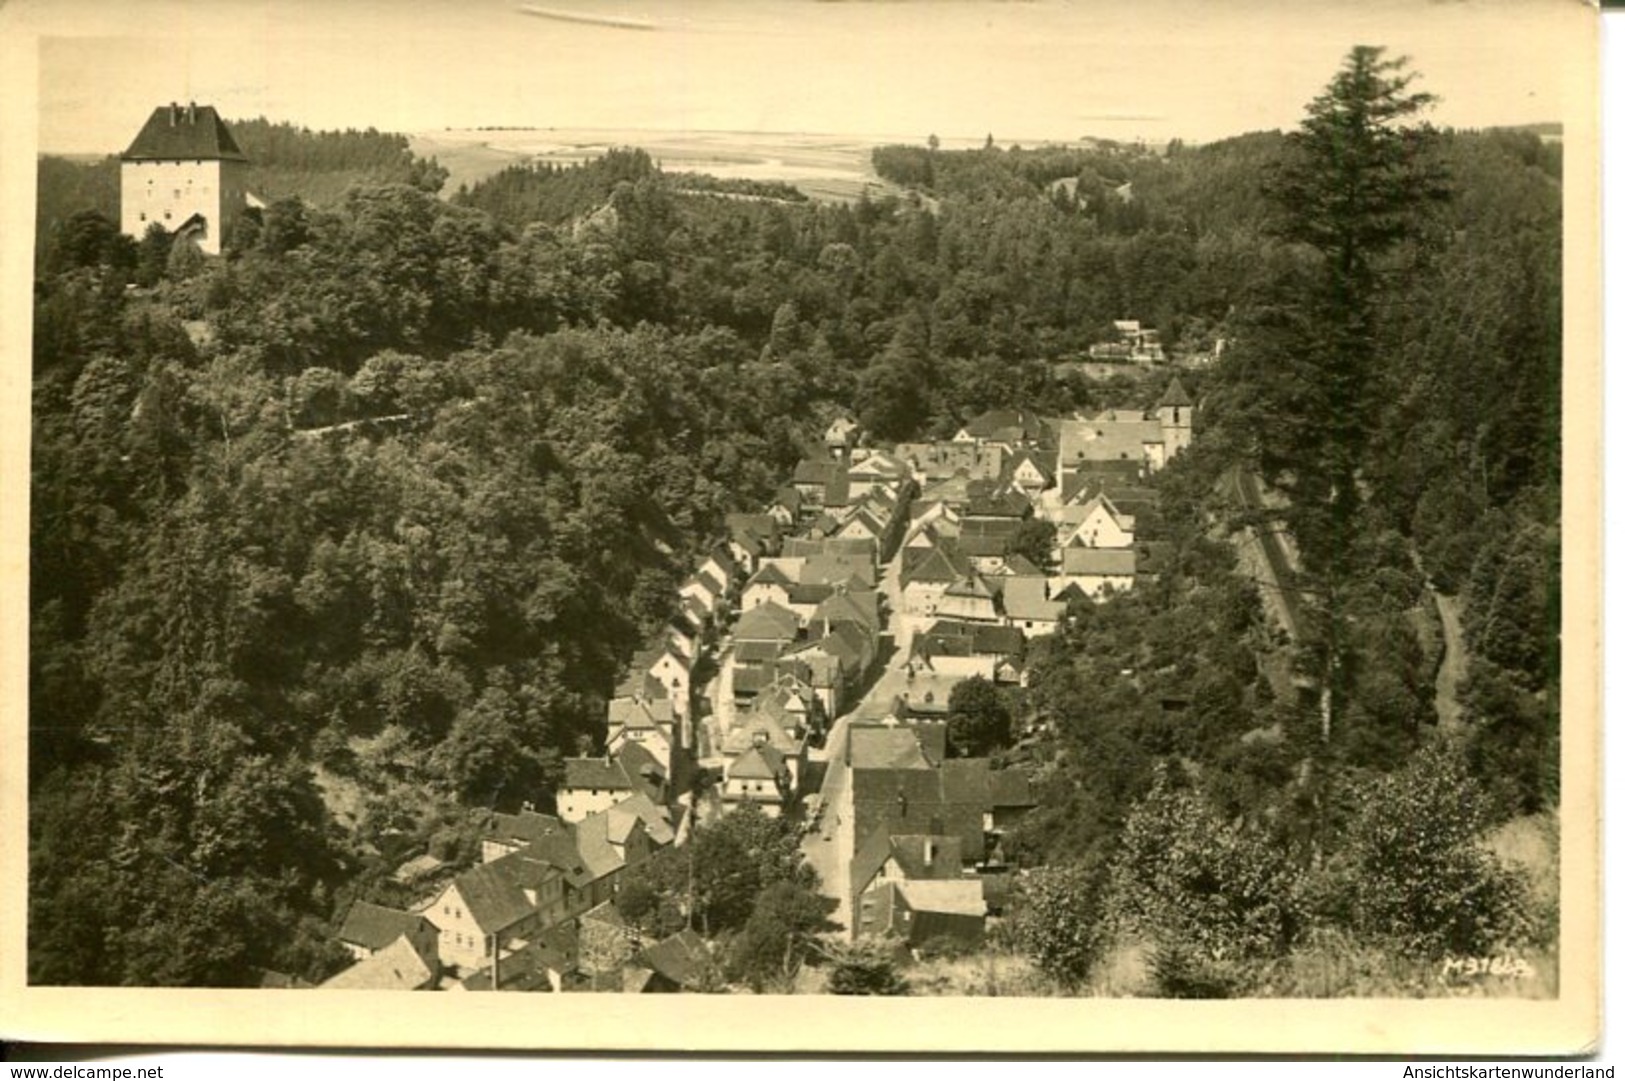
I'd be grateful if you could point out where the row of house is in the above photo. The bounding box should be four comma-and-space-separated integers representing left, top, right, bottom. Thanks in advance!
708, 447, 918, 818
322, 794, 682, 990
837, 720, 1036, 948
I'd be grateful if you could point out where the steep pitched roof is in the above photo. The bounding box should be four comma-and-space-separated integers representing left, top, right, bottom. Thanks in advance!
722, 709, 803, 757
813, 588, 880, 631
454, 857, 542, 935
1005, 448, 1056, 486
123, 103, 247, 162
746, 561, 796, 589
734, 600, 801, 643
338, 901, 433, 952
633, 929, 711, 989
319, 934, 435, 991
888, 834, 965, 880
728, 743, 787, 782
606, 791, 676, 847
573, 810, 628, 881
902, 542, 973, 587
944, 574, 997, 601
1159, 376, 1193, 408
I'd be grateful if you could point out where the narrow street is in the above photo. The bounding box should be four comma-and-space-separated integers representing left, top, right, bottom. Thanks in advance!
800, 526, 913, 936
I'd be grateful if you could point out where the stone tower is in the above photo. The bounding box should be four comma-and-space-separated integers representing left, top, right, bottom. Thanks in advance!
120, 102, 249, 257
1157, 375, 1194, 459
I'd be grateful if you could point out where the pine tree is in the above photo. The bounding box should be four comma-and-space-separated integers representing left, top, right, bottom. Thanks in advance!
1261, 45, 1450, 565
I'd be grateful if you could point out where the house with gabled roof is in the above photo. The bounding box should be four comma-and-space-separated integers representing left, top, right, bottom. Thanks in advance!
698, 544, 739, 597
606, 693, 676, 771
900, 540, 975, 619
676, 565, 728, 614
910, 619, 1024, 680
725, 512, 783, 575
741, 559, 800, 611
954, 408, 1053, 452
558, 747, 664, 824
722, 739, 794, 816
807, 585, 881, 640
1004, 448, 1056, 493
937, 573, 1000, 624
337, 901, 441, 970
999, 575, 1067, 638
319, 932, 440, 991
846, 449, 911, 499
426, 850, 564, 972
851, 831, 964, 904
734, 599, 801, 646
897, 441, 1007, 486
452, 923, 577, 993
1058, 493, 1135, 550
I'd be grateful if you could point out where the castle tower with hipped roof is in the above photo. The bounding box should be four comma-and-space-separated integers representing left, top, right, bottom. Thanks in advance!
120, 102, 249, 256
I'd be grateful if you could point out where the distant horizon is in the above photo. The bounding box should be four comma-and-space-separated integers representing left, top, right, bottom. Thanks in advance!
19, 0, 1585, 157
39, 116, 1567, 162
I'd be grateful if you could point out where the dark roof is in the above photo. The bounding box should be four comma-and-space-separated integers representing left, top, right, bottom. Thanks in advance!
1159, 376, 1193, 408
902, 543, 973, 587
734, 639, 788, 665
793, 459, 841, 486
990, 768, 1037, 808
888, 834, 965, 880
962, 408, 1051, 445
123, 103, 247, 162
787, 581, 836, 607
916, 620, 1024, 658
564, 756, 633, 791
734, 600, 801, 642
337, 901, 431, 952
633, 930, 711, 989
487, 810, 566, 850
747, 562, 795, 588
454, 857, 542, 934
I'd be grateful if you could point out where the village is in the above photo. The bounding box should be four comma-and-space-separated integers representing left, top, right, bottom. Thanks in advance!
313, 377, 1196, 992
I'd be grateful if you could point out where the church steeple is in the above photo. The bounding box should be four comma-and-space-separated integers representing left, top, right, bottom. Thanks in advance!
1157, 376, 1193, 458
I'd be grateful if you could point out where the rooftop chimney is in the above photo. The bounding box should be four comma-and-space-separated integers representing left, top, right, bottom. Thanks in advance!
168, 102, 179, 126
187, 101, 197, 123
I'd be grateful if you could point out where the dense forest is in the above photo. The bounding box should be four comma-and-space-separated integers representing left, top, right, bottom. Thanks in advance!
30, 47, 1561, 991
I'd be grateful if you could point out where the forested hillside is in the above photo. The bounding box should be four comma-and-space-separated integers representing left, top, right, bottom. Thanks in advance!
30, 50, 1561, 990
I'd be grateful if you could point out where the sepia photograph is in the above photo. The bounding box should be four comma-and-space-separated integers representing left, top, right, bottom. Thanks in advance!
0, 0, 1601, 1056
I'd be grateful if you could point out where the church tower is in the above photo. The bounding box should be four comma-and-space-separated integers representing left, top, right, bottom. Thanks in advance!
1157, 376, 1194, 459
120, 102, 249, 256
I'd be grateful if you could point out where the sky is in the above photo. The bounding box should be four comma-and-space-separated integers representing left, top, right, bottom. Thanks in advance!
14, 0, 1592, 155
